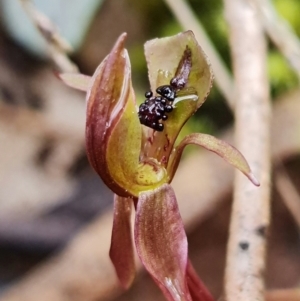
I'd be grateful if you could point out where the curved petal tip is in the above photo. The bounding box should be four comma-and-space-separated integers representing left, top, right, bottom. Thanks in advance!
167, 133, 262, 187
248, 172, 260, 187
58, 72, 91, 91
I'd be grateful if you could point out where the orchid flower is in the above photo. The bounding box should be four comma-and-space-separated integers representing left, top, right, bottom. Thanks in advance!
60, 31, 259, 301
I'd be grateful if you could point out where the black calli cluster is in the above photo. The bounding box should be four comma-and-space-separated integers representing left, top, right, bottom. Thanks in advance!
138, 46, 192, 132
138, 81, 179, 132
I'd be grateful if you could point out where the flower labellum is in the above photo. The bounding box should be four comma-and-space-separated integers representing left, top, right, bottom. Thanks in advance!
138, 46, 193, 132
60, 30, 259, 301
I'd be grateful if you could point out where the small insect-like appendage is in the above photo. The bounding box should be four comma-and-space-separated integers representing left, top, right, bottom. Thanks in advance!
156, 85, 176, 101
138, 45, 192, 132
145, 91, 153, 98
170, 77, 186, 90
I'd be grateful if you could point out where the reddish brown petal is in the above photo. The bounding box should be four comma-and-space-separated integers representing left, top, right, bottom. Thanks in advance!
186, 261, 215, 301
85, 33, 143, 197
109, 194, 135, 289
167, 133, 260, 186
85, 33, 168, 197
135, 184, 192, 301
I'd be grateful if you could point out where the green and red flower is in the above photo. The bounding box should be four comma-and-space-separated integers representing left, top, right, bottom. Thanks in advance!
60, 31, 259, 301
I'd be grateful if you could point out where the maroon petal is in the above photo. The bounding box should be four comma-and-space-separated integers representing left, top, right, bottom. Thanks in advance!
135, 184, 192, 301
85, 33, 168, 197
109, 194, 135, 289
186, 261, 215, 301
167, 133, 260, 186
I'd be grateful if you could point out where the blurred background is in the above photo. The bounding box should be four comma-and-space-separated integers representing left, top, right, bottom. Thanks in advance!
0, 0, 299, 300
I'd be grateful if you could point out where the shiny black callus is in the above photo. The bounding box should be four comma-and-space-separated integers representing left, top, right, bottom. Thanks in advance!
156, 85, 176, 101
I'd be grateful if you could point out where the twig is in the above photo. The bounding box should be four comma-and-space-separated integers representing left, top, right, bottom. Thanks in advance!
223, 0, 271, 301
163, 0, 235, 109
19, 0, 78, 72
252, 0, 300, 81
266, 289, 300, 301
274, 160, 300, 228
1, 89, 299, 301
